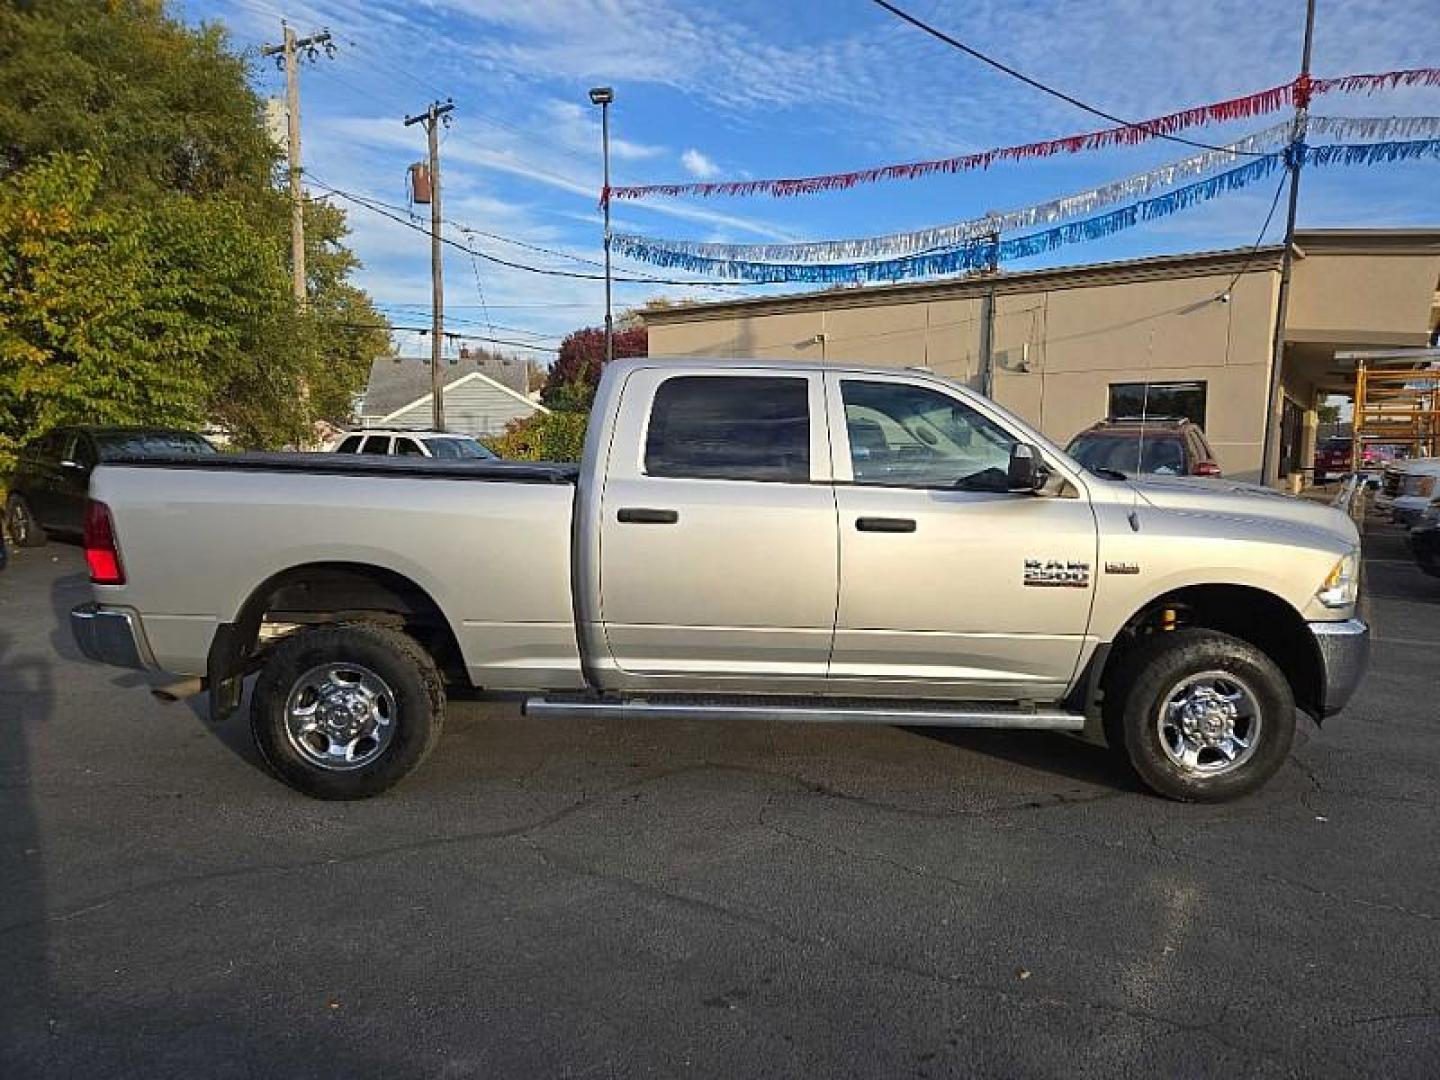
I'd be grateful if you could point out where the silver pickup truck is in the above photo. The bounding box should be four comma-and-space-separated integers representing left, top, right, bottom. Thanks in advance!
72, 358, 1368, 802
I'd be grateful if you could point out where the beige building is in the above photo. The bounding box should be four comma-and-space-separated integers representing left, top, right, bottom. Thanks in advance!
641, 229, 1440, 483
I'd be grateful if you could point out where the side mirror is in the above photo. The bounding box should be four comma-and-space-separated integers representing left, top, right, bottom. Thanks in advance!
1007, 443, 1043, 493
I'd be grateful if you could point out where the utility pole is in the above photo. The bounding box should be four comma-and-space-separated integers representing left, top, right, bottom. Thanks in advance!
1260, 0, 1316, 484
405, 99, 455, 430
261, 23, 333, 310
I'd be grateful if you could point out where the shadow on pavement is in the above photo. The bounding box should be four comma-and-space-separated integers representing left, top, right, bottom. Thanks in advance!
0, 626, 52, 1073
904, 727, 1143, 795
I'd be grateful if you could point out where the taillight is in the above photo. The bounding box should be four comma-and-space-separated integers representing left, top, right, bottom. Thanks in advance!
84, 500, 125, 585
1193, 461, 1222, 478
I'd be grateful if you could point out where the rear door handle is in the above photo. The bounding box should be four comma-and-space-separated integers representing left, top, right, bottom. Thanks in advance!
855, 516, 916, 533
617, 507, 679, 525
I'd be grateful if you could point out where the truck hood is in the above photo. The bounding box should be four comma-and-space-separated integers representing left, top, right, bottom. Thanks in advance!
1128, 475, 1359, 548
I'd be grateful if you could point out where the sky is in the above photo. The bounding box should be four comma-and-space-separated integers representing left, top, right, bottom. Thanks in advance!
178, 0, 1440, 362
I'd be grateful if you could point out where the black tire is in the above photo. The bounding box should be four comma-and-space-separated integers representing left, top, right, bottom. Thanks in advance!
250, 622, 445, 800
6, 495, 47, 547
1107, 629, 1295, 803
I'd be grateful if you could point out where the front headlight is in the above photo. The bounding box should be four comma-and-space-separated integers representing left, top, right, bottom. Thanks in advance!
1317, 552, 1360, 609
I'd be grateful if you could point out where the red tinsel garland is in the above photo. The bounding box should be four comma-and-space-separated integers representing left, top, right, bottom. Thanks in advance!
606, 67, 1440, 202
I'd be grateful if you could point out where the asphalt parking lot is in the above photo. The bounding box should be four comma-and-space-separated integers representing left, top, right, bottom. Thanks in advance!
2, 516, 1437, 1078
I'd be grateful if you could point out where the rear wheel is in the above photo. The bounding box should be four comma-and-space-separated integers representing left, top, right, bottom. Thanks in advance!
251, 623, 445, 800
6, 495, 47, 548
1108, 630, 1295, 802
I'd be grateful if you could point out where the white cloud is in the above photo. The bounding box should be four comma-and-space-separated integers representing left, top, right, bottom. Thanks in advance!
680, 148, 719, 179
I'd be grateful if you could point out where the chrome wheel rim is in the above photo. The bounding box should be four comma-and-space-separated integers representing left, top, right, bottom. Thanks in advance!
1156, 670, 1262, 777
283, 663, 397, 771
10, 502, 29, 544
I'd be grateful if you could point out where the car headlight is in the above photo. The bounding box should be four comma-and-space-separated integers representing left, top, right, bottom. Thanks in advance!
1317, 551, 1360, 609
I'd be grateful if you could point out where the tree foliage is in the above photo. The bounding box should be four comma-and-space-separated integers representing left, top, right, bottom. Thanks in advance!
540, 325, 647, 411
484, 411, 588, 463
0, 0, 387, 465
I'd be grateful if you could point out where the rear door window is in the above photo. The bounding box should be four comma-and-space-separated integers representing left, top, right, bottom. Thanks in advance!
360, 435, 391, 455
644, 376, 810, 483
393, 437, 425, 456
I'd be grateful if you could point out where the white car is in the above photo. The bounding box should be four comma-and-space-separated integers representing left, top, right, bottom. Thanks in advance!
328, 429, 498, 460
1377, 458, 1440, 525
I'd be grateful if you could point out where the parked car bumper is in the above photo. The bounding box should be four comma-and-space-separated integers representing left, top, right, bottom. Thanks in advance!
1411, 523, 1440, 577
71, 603, 157, 671
1309, 618, 1370, 717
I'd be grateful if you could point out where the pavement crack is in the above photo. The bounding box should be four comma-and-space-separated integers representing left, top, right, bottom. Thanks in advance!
519, 841, 1286, 1067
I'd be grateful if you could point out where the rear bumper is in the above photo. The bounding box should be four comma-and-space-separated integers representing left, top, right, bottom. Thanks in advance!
1309, 618, 1370, 718
71, 604, 157, 671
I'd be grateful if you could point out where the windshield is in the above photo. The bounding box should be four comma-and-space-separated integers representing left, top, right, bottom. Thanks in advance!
426, 436, 497, 460
96, 432, 216, 460
1068, 432, 1186, 476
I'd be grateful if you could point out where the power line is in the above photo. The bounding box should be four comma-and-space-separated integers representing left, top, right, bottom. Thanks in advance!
333, 182, 739, 293
868, 0, 1269, 157
1219, 171, 1290, 298
332, 321, 558, 352
308, 175, 775, 287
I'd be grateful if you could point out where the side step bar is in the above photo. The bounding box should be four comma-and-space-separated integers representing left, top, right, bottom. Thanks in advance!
523, 696, 1085, 731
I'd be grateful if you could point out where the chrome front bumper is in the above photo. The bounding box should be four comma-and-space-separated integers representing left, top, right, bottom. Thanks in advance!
71, 604, 157, 671
1309, 618, 1370, 717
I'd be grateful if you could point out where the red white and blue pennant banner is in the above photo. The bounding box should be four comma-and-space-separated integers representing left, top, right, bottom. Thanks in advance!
615, 118, 1440, 265
605, 68, 1440, 202
613, 139, 1440, 283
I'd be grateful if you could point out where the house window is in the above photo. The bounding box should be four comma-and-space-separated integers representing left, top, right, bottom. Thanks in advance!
645, 375, 810, 483
1108, 381, 1207, 427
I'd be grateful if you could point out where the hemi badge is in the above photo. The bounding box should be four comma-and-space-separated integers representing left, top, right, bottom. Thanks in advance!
1105, 561, 1141, 575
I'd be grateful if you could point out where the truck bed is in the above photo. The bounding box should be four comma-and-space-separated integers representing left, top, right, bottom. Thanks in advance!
107, 452, 579, 485
88, 452, 585, 689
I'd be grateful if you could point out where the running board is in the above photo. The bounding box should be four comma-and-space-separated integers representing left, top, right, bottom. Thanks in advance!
523, 695, 1085, 731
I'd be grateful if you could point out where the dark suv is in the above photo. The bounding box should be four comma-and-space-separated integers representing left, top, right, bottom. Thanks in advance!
1065, 417, 1222, 478
5, 427, 214, 546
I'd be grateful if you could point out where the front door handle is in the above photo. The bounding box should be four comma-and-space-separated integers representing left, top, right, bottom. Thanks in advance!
855, 516, 916, 533
617, 507, 679, 525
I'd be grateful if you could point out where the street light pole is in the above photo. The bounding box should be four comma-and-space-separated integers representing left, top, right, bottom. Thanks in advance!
590, 86, 615, 367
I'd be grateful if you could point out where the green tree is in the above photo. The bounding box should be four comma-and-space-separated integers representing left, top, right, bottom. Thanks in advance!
0, 0, 274, 198
0, 0, 387, 462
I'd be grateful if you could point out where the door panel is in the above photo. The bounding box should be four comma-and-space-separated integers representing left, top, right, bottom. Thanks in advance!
826, 373, 1097, 699
597, 369, 838, 684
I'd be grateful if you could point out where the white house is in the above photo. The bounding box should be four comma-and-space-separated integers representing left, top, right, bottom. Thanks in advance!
357, 354, 545, 438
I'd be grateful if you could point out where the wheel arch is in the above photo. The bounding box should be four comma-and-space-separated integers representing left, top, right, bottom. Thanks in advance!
207, 561, 467, 721
1094, 583, 1324, 723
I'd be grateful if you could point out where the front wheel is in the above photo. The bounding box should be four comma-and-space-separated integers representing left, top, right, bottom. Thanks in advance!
251, 623, 445, 800
1110, 630, 1295, 802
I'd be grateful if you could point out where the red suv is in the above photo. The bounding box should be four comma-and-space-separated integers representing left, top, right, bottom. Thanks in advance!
1313, 437, 1399, 483
1066, 418, 1222, 478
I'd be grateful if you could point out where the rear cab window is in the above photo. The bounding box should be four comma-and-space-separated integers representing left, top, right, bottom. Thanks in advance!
644, 375, 811, 483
